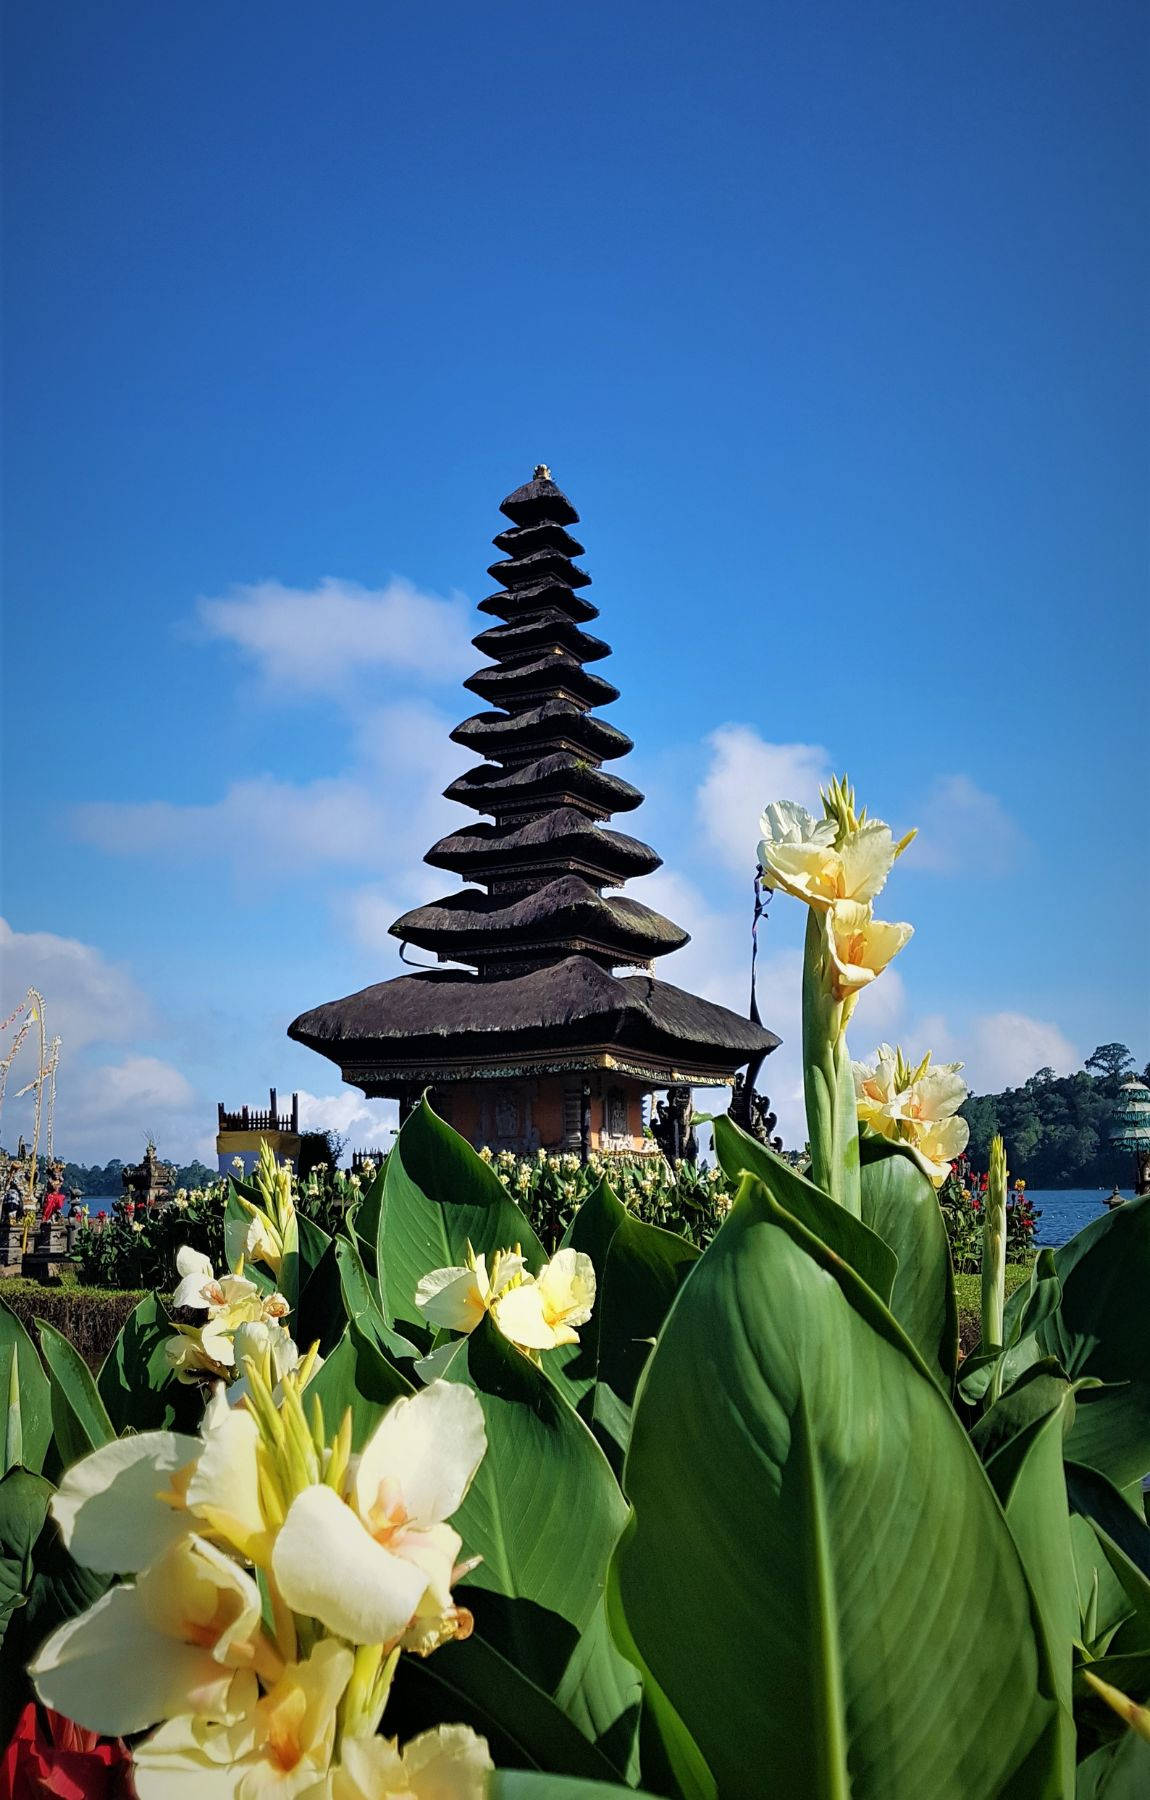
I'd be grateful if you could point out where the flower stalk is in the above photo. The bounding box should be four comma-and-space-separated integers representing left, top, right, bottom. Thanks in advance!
802, 908, 861, 1215
982, 1135, 1008, 1402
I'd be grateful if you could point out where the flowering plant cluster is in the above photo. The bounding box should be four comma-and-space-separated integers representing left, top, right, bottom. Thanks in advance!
481, 1146, 732, 1249
3, 775, 1148, 1800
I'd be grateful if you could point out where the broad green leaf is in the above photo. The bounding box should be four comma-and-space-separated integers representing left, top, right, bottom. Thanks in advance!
36, 1321, 114, 1476
296, 1213, 331, 1299
970, 1361, 1078, 1465
713, 1113, 897, 1307
379, 1099, 545, 1329
614, 1169, 1061, 1800
452, 1318, 637, 1774
97, 1292, 198, 1435
1004, 1192, 1150, 1485
305, 1321, 412, 1452
983, 1392, 1078, 1793
390, 1634, 631, 1783
334, 1233, 420, 1367
859, 1135, 958, 1387
0, 1467, 50, 1644
353, 1159, 387, 1272
553, 1178, 630, 1405
591, 1212, 700, 1474
1066, 1464, 1150, 1651
1075, 1729, 1150, 1799
295, 1236, 347, 1358
492, 1775, 658, 1798
0, 1296, 50, 1476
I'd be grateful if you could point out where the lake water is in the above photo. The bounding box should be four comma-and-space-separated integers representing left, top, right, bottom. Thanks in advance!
1028, 1189, 1135, 1247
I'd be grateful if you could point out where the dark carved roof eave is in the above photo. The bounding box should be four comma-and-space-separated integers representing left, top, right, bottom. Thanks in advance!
288, 958, 780, 1080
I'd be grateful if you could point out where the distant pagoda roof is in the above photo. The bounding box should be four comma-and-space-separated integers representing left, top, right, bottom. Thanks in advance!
289, 468, 779, 1091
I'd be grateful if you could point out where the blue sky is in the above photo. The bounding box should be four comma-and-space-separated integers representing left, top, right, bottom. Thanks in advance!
2, 0, 1147, 1163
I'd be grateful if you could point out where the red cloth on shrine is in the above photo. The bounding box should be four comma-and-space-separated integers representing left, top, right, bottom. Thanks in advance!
41, 1194, 66, 1221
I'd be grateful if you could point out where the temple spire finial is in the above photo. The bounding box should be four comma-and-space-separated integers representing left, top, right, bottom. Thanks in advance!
533, 463, 551, 480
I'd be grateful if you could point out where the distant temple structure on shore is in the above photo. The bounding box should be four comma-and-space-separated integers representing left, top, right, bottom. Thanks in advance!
289, 469, 778, 1157
216, 1089, 301, 1175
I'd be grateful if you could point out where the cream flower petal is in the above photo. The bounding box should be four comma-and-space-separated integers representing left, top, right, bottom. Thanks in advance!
837, 822, 896, 903
403, 1723, 494, 1799
908, 1065, 968, 1121
176, 1246, 214, 1282
329, 1734, 407, 1800
30, 1584, 234, 1736
51, 1431, 200, 1573
390, 1520, 463, 1611
492, 1282, 574, 1350
758, 840, 841, 910
415, 1267, 485, 1332
273, 1485, 427, 1645
132, 1705, 260, 1800
186, 1404, 268, 1564
827, 901, 913, 997
354, 1381, 486, 1531
537, 1248, 596, 1328
136, 1533, 264, 1668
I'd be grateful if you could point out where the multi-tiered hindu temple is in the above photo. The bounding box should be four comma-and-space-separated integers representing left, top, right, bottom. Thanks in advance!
289, 469, 778, 1155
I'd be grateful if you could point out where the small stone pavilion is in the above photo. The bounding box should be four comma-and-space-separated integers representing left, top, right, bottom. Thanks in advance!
289, 470, 778, 1156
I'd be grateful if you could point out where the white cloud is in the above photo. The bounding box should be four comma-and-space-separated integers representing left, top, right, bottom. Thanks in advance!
967, 1012, 1078, 1093
696, 727, 832, 875
912, 775, 1027, 877
296, 1088, 398, 1150
196, 577, 474, 695
72, 702, 462, 881
0, 918, 153, 1051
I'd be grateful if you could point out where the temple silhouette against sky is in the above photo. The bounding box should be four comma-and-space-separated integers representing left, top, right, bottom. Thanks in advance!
289, 469, 778, 1155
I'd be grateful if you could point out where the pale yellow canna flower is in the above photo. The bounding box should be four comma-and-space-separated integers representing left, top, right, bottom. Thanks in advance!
271, 1381, 486, 1651
825, 900, 913, 1003
758, 797, 913, 915
166, 1247, 295, 1384
49, 1383, 271, 1576
30, 1533, 272, 1737
492, 1248, 597, 1351
414, 1245, 527, 1334
131, 1637, 354, 1800
326, 1723, 493, 1800
852, 1044, 970, 1186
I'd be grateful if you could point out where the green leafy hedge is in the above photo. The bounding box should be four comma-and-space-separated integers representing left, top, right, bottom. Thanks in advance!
0, 1279, 149, 1370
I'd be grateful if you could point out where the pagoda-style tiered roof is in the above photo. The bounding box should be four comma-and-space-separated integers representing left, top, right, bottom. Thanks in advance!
289, 469, 779, 1093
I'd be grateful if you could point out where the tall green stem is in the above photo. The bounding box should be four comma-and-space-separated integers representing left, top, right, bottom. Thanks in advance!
982, 1135, 1007, 1404
802, 909, 861, 1216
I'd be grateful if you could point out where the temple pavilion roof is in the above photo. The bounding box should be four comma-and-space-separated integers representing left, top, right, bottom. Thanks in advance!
288, 469, 779, 1092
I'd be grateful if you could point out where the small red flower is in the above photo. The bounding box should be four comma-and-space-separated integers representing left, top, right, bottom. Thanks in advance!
0, 1701, 134, 1800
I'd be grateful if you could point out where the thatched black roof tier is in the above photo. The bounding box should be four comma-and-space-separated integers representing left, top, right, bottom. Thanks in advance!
471, 615, 610, 664
291, 469, 780, 1100
476, 579, 600, 625
424, 808, 661, 884
486, 550, 592, 593
463, 655, 619, 712
450, 702, 632, 763
391, 876, 689, 971
289, 956, 779, 1090
499, 473, 579, 528
491, 522, 585, 559
443, 754, 643, 820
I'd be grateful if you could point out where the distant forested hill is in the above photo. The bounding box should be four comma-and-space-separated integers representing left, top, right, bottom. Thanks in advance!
961, 1045, 1148, 1187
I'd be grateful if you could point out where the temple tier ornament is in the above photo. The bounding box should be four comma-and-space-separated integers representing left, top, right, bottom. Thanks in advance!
289, 470, 779, 1155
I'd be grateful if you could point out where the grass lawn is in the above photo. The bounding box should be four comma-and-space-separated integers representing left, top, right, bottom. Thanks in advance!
954, 1263, 1032, 1355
